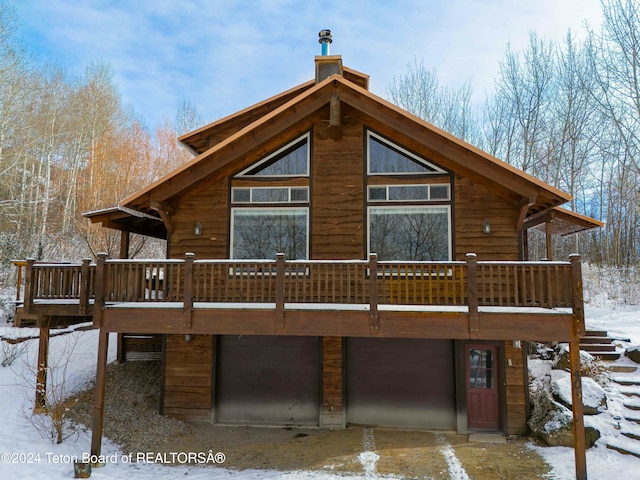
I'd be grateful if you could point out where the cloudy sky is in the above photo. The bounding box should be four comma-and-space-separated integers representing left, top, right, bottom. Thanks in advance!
14, 0, 604, 129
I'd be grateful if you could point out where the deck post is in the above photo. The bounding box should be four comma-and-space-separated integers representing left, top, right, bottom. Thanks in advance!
369, 253, 379, 332
90, 329, 109, 464
466, 253, 479, 339
94, 253, 107, 327
34, 326, 50, 413
183, 253, 195, 329
24, 258, 36, 315
275, 253, 285, 329
569, 340, 587, 480
570, 254, 585, 336
79, 258, 91, 315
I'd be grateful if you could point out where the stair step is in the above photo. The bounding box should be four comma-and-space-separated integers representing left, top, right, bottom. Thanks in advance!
607, 440, 640, 459
625, 401, 640, 411
619, 385, 640, 397
579, 336, 614, 345
625, 415, 640, 425
589, 352, 620, 360
606, 365, 638, 373
622, 431, 640, 441
583, 330, 609, 337
613, 376, 640, 386
581, 344, 617, 352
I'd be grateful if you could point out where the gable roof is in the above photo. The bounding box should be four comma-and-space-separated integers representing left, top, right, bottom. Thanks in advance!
121, 72, 571, 219
180, 66, 369, 155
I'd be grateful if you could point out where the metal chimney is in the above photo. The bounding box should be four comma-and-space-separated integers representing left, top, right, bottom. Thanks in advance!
318, 29, 332, 56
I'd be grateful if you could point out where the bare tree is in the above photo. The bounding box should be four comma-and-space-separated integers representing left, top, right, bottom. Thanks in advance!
386, 58, 479, 143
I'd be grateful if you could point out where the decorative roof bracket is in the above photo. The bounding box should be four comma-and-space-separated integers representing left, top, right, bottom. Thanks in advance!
150, 200, 174, 234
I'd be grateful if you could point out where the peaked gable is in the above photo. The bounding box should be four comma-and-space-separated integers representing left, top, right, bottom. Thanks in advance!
120, 73, 571, 226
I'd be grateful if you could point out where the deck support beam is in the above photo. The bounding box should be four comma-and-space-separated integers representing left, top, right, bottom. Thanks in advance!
569, 340, 587, 480
34, 326, 50, 413
90, 329, 110, 464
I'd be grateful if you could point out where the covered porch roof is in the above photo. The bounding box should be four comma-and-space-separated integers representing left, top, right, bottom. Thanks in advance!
523, 207, 604, 237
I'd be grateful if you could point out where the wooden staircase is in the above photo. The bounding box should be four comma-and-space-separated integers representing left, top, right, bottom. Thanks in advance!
579, 330, 621, 361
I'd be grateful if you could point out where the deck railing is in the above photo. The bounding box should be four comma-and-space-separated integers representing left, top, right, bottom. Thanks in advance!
21, 258, 94, 315
17, 253, 582, 319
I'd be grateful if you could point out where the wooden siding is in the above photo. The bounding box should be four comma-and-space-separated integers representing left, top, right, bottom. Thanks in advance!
455, 177, 520, 261
162, 334, 214, 422
322, 336, 344, 428
504, 340, 528, 435
169, 178, 229, 259
312, 117, 365, 259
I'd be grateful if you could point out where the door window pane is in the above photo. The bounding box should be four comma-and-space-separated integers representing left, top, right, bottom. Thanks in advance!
469, 349, 494, 389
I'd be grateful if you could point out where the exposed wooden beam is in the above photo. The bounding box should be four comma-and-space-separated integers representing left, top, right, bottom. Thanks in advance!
150, 201, 174, 234
569, 340, 588, 480
98, 307, 577, 342
329, 94, 341, 126
34, 327, 49, 413
515, 197, 537, 232
90, 329, 110, 463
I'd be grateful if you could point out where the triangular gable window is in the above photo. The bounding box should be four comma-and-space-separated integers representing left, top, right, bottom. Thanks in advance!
236, 133, 309, 177
367, 131, 445, 175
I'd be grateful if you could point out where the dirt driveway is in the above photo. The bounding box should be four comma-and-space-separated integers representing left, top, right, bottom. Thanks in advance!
69, 362, 551, 479
160, 425, 552, 479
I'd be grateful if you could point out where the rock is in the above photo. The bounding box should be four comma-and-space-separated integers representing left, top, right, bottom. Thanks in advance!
528, 388, 601, 448
549, 370, 607, 415
553, 343, 595, 372
626, 345, 640, 364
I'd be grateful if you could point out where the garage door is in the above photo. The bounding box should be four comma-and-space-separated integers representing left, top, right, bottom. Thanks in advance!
346, 338, 456, 429
215, 335, 321, 426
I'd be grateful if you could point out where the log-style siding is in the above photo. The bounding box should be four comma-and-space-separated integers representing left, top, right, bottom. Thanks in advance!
455, 177, 520, 260
162, 334, 214, 422
169, 178, 229, 259
322, 336, 344, 428
504, 340, 528, 435
312, 118, 365, 259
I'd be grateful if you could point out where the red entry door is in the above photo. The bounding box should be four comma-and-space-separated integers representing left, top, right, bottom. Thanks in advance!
466, 344, 501, 430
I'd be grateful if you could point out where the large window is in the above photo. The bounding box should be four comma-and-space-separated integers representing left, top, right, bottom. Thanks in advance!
231, 133, 310, 260
236, 134, 309, 177
368, 206, 450, 261
231, 208, 308, 260
367, 130, 452, 262
367, 131, 445, 175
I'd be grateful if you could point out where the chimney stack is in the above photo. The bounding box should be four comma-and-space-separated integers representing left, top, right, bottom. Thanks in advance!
315, 29, 342, 83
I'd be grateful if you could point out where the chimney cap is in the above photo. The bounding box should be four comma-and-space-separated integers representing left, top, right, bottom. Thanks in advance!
318, 29, 332, 44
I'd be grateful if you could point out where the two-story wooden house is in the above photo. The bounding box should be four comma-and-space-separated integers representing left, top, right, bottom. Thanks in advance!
15, 41, 601, 479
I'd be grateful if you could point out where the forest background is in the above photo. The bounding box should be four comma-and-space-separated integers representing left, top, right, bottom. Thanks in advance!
0, 0, 638, 289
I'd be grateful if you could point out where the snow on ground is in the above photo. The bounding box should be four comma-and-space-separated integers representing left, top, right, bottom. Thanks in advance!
530, 304, 640, 479
1, 282, 640, 479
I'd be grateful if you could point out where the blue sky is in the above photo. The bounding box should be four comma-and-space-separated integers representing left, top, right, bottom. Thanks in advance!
13, 0, 603, 129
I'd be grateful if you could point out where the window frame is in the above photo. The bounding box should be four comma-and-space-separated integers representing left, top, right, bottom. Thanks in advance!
235, 133, 310, 178
367, 184, 450, 202
367, 205, 452, 262
230, 206, 310, 261
366, 130, 446, 176
232, 186, 309, 204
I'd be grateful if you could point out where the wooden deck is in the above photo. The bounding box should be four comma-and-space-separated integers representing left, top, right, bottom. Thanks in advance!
13, 253, 585, 341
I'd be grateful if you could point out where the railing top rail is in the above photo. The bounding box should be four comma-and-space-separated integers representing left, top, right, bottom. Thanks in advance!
378, 260, 466, 266
31, 262, 88, 268
105, 258, 184, 264
194, 258, 277, 265
287, 259, 370, 265
476, 260, 572, 266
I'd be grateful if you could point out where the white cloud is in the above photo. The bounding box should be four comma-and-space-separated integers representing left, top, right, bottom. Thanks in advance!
14, 0, 604, 127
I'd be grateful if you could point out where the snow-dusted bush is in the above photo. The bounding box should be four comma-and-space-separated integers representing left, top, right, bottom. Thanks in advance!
583, 263, 640, 307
